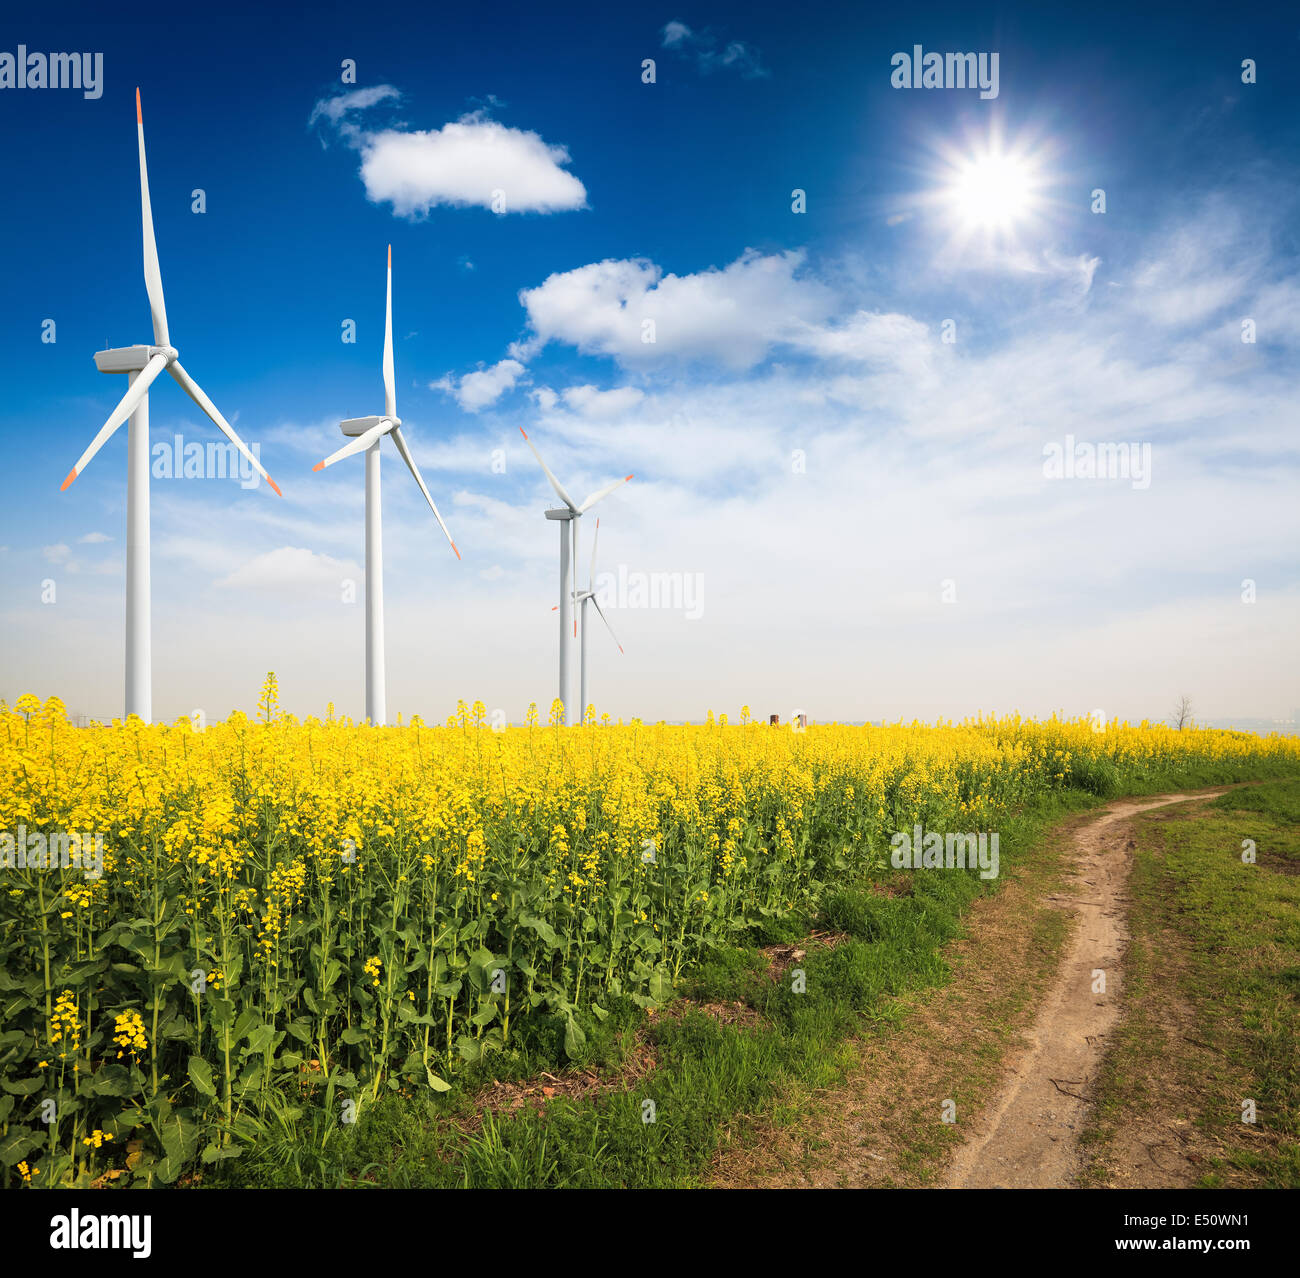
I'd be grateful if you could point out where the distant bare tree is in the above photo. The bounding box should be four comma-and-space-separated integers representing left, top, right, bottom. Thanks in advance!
1172, 695, 1193, 730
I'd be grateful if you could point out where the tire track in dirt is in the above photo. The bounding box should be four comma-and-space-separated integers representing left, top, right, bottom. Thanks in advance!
944, 790, 1228, 1189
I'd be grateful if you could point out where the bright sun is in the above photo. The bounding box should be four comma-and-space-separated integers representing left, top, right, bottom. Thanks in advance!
922, 133, 1055, 249
948, 150, 1039, 231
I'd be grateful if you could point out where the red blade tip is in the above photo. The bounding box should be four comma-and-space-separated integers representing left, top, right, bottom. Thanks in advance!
60, 467, 78, 492
135, 88, 142, 123
312, 460, 325, 472
451, 542, 461, 561
625, 474, 634, 481
268, 477, 283, 497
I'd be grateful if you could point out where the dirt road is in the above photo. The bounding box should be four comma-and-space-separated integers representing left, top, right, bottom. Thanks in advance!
944, 790, 1225, 1189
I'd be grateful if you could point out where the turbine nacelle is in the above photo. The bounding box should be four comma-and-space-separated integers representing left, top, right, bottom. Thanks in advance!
340, 414, 400, 437
93, 344, 179, 374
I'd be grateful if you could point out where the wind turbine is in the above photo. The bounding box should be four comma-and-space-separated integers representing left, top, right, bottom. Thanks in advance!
552, 517, 623, 723
60, 89, 281, 724
313, 246, 459, 727
519, 427, 631, 723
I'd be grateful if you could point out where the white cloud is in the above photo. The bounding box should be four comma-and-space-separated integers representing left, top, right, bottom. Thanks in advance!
38, 541, 118, 576
1124, 206, 1261, 328
308, 85, 402, 131
77, 531, 111, 544
215, 547, 356, 595
360, 115, 588, 216
517, 249, 832, 368
794, 311, 933, 371
933, 240, 1101, 302
560, 385, 645, 417
992, 247, 1101, 301
1043, 249, 1101, 297
660, 21, 768, 79
432, 359, 528, 411
1252, 276, 1300, 348
515, 253, 947, 374
312, 85, 587, 217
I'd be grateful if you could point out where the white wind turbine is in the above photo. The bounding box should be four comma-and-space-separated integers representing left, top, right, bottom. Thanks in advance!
519, 427, 631, 724
313, 246, 459, 727
552, 517, 623, 723
60, 88, 281, 724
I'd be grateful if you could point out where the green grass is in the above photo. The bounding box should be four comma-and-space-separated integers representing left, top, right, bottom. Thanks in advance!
215, 767, 1296, 1189
1080, 778, 1300, 1187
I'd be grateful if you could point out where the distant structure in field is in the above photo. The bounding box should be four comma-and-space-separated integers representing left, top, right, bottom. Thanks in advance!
766, 714, 809, 728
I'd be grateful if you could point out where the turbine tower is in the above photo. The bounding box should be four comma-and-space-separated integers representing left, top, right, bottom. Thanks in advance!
519, 427, 631, 723
314, 246, 459, 726
553, 517, 623, 722
60, 89, 281, 724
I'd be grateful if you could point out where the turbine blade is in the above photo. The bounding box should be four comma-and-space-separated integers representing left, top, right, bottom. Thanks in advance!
589, 517, 600, 591
314, 417, 393, 470
383, 245, 396, 420
591, 597, 624, 654
136, 89, 169, 348
389, 425, 460, 560
61, 351, 170, 490
579, 472, 633, 513
167, 361, 282, 496
519, 427, 577, 511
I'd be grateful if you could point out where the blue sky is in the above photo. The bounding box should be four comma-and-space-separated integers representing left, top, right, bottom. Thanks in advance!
2, 0, 1298, 725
